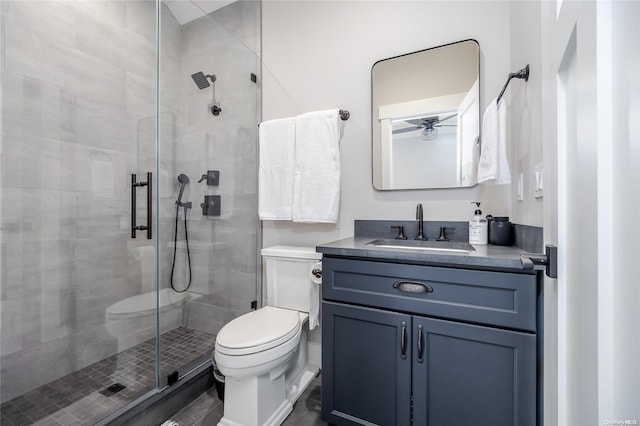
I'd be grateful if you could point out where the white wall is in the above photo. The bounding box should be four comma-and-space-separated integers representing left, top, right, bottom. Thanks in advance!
262, 1, 513, 247
392, 131, 457, 189
509, 1, 544, 227
611, 0, 640, 419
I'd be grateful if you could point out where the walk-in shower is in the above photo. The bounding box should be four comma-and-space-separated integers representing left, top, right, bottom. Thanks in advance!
0, 1, 261, 424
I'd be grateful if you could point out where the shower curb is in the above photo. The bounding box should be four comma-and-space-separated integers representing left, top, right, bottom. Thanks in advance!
103, 363, 214, 426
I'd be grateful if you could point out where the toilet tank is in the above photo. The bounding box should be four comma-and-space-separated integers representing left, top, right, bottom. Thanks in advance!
261, 246, 322, 312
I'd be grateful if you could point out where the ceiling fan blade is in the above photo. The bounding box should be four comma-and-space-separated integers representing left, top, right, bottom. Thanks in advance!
405, 119, 427, 126
392, 126, 421, 134
438, 112, 457, 123
434, 124, 457, 127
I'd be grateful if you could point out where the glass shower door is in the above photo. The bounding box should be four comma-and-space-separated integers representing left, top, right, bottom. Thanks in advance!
0, 0, 261, 423
156, 0, 261, 385
0, 0, 161, 423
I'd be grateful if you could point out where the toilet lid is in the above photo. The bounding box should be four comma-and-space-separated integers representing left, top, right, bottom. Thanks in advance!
216, 306, 301, 354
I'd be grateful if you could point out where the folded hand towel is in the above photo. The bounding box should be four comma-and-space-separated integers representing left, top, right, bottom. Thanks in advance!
258, 117, 296, 220
478, 98, 511, 184
293, 109, 342, 223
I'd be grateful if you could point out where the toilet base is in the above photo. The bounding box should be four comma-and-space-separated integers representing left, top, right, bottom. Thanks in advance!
217, 364, 319, 426
217, 398, 291, 426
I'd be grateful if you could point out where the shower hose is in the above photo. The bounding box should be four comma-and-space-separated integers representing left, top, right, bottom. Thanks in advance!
170, 204, 192, 292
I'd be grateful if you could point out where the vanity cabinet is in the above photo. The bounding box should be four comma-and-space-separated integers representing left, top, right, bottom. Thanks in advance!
321, 257, 539, 426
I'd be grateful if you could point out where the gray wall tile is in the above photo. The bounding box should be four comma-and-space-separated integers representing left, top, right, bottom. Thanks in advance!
0, 0, 260, 403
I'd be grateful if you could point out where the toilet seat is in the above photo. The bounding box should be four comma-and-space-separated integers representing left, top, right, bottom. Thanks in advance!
216, 306, 303, 356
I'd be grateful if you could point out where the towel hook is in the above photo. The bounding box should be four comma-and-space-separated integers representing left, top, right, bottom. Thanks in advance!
497, 64, 530, 103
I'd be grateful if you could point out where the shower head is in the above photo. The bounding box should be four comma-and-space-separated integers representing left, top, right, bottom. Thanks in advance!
176, 174, 189, 205
191, 72, 216, 90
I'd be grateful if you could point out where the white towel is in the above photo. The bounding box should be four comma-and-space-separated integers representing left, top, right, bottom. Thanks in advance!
258, 117, 296, 220
478, 98, 511, 184
293, 109, 342, 223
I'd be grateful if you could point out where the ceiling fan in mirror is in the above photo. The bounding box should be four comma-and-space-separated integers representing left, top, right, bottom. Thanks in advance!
392, 112, 457, 140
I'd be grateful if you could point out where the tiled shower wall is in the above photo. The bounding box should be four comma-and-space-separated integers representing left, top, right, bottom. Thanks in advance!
0, 0, 260, 403
0, 0, 180, 402
170, 1, 260, 335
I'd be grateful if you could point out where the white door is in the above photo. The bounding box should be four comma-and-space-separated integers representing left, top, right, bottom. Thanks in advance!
542, 1, 640, 424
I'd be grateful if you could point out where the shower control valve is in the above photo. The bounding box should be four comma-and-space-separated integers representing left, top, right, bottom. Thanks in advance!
198, 170, 220, 186
210, 104, 222, 116
201, 195, 221, 217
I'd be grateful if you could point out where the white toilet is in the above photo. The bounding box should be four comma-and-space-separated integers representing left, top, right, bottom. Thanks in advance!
213, 246, 322, 426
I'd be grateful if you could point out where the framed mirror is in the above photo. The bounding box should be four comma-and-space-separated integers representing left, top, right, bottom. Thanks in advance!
372, 39, 480, 190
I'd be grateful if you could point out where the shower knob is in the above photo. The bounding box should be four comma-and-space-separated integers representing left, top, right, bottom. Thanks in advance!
201, 195, 221, 217
198, 170, 220, 186
210, 105, 222, 116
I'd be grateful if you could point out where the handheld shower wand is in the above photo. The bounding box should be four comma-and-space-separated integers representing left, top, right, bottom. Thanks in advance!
172, 173, 192, 293
176, 174, 190, 206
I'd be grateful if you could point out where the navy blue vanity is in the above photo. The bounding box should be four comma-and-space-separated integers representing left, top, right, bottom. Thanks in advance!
317, 222, 543, 426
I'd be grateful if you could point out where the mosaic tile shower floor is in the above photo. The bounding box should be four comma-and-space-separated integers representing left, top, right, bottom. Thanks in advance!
0, 327, 216, 426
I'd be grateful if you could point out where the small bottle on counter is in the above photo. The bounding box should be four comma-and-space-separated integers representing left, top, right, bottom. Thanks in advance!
469, 202, 488, 245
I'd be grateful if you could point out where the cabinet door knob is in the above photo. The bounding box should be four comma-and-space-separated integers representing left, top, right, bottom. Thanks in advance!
417, 324, 424, 363
393, 280, 434, 294
400, 321, 407, 359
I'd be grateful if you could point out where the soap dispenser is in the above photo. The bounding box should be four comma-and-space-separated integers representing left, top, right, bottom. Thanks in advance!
469, 202, 488, 245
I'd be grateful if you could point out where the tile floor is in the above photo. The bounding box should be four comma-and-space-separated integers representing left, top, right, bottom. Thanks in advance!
0, 327, 216, 426
166, 373, 327, 426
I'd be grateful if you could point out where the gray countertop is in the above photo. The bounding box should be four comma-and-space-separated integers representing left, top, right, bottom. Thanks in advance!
316, 236, 537, 273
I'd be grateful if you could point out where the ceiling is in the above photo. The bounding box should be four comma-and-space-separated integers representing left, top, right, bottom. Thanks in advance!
164, 0, 235, 25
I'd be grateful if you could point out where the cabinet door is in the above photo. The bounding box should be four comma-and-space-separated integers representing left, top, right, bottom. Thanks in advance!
412, 317, 536, 426
322, 301, 412, 425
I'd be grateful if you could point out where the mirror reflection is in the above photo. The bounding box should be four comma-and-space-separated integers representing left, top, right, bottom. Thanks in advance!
372, 40, 480, 190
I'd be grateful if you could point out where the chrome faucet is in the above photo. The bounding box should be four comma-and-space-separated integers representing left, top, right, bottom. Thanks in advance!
415, 203, 426, 240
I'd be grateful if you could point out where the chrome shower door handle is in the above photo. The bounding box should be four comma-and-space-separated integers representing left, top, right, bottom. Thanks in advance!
131, 172, 152, 240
